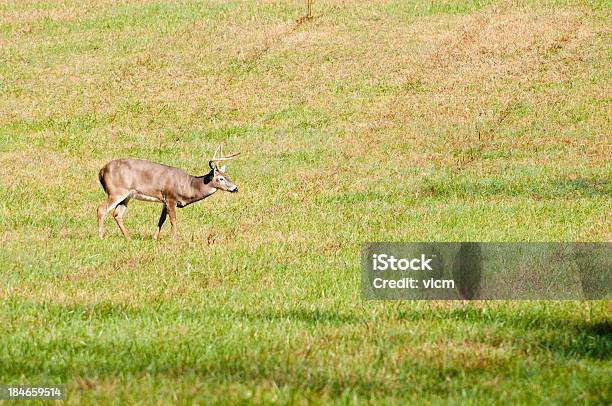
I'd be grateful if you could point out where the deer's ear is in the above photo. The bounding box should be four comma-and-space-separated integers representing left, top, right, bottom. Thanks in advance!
219, 165, 226, 173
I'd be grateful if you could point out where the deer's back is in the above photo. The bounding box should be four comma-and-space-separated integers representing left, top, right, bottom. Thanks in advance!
99, 159, 191, 197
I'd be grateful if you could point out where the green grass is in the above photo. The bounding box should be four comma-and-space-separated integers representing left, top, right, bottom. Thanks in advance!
0, 0, 610, 403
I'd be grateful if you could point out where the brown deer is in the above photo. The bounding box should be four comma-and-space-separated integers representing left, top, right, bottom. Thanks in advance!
97, 145, 239, 240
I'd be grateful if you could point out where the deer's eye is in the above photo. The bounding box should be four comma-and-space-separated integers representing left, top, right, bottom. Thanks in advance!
219, 177, 224, 181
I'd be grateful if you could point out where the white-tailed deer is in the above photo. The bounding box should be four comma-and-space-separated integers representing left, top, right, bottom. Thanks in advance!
97, 145, 239, 240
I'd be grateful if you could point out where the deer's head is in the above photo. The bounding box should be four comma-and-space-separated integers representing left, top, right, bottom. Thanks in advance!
208, 145, 239, 193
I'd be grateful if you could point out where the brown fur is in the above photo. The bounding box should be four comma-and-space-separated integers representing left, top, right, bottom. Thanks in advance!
97, 158, 237, 240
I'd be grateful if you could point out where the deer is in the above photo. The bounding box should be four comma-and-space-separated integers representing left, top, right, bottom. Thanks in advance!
97, 145, 239, 240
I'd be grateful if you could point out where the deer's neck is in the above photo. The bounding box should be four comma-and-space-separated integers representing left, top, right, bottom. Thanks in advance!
185, 173, 217, 203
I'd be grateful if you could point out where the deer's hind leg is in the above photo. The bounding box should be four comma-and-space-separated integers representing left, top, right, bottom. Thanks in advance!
97, 193, 130, 239
113, 200, 130, 239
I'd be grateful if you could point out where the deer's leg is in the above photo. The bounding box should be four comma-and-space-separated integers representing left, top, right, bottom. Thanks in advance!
97, 194, 128, 239
166, 200, 178, 239
153, 206, 167, 240
113, 201, 129, 239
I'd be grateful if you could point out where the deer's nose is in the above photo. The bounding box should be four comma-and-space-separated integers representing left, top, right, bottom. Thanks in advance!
230, 186, 238, 193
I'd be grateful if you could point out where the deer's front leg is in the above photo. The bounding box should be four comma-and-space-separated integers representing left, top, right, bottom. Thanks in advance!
153, 205, 167, 240
166, 200, 178, 239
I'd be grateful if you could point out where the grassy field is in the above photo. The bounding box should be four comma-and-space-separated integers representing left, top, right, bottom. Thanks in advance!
1, 0, 611, 403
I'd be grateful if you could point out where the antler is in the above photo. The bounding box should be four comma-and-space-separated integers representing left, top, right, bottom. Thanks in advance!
209, 144, 240, 170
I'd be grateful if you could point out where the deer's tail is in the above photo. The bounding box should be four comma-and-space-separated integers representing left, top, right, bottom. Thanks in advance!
98, 165, 110, 195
